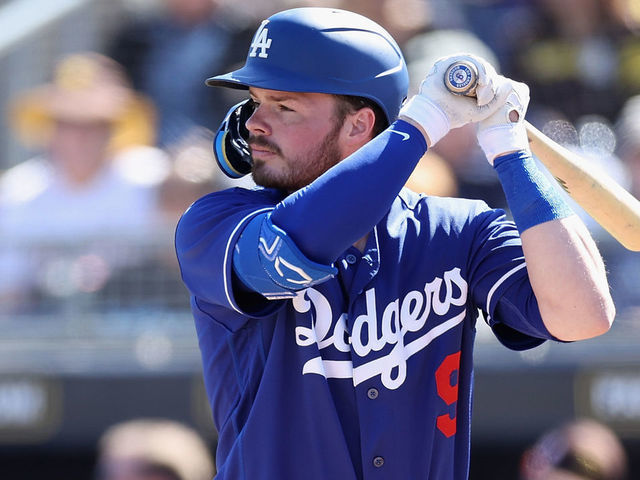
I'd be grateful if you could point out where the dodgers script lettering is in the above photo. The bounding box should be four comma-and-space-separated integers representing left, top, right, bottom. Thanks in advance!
295, 267, 467, 390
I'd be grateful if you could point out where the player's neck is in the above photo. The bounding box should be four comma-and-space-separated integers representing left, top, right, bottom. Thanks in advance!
353, 234, 368, 253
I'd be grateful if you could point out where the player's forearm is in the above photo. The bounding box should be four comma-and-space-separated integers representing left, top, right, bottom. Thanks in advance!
492, 149, 614, 340
520, 216, 614, 340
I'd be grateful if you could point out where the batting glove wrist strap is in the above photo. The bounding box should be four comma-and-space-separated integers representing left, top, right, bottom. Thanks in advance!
399, 95, 449, 147
477, 81, 530, 165
477, 123, 529, 165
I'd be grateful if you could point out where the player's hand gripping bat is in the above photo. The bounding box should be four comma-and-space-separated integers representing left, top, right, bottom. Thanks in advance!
444, 60, 640, 251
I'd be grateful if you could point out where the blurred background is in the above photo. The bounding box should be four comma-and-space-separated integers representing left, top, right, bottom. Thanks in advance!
0, 0, 639, 478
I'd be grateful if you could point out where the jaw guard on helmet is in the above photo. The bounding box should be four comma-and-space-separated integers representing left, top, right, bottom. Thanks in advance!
213, 99, 255, 179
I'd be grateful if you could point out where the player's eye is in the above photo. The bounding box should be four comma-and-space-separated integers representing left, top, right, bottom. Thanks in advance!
278, 104, 293, 112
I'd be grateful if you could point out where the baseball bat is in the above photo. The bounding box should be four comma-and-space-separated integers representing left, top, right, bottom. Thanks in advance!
444, 60, 640, 251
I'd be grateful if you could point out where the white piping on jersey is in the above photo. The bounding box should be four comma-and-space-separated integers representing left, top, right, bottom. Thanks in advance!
485, 256, 526, 321
224, 207, 273, 314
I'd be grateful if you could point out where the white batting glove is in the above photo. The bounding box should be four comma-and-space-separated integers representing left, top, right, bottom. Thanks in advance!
476, 79, 530, 165
399, 54, 510, 147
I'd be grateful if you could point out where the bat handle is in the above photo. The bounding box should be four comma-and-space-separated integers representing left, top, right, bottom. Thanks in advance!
443, 60, 478, 97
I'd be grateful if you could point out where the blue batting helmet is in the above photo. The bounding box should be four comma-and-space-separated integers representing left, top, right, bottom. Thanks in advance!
206, 7, 409, 124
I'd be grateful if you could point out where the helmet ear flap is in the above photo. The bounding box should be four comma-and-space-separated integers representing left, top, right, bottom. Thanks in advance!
213, 99, 255, 178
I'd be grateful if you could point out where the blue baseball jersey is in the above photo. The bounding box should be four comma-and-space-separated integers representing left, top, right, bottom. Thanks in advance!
175, 186, 556, 480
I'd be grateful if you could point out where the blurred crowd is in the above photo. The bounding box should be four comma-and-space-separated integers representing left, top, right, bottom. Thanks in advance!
520, 417, 629, 480
0, 0, 639, 478
95, 418, 215, 480
91, 416, 630, 480
0, 0, 639, 319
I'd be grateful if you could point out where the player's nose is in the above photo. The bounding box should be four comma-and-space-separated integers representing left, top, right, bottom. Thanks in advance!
245, 104, 271, 136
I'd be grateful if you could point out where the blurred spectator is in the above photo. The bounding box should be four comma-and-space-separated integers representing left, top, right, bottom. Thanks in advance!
95, 418, 215, 480
3, 51, 166, 240
104, 126, 254, 310
157, 126, 253, 229
457, 0, 538, 74
108, 0, 255, 147
608, 0, 640, 33
326, 0, 432, 48
501, 0, 639, 123
0, 52, 170, 310
519, 418, 628, 480
93, 126, 255, 312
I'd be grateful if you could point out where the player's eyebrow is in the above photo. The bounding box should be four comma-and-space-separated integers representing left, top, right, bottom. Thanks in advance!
249, 88, 305, 104
266, 93, 299, 102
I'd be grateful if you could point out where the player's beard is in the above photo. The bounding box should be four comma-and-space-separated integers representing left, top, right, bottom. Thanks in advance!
250, 120, 343, 193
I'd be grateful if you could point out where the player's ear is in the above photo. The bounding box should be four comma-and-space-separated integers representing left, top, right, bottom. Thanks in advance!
343, 106, 376, 144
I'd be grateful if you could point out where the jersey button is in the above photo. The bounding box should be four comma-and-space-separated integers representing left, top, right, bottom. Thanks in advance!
373, 456, 385, 468
367, 388, 379, 399
345, 254, 357, 264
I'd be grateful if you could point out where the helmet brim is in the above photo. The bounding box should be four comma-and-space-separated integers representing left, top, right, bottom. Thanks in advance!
205, 71, 249, 89
205, 64, 331, 94
205, 65, 398, 125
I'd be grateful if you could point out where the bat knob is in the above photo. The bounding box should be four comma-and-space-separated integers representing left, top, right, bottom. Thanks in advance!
444, 60, 478, 97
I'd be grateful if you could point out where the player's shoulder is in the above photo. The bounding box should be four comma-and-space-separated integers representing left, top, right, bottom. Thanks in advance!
177, 186, 281, 235
396, 188, 511, 236
188, 186, 281, 214
395, 188, 515, 248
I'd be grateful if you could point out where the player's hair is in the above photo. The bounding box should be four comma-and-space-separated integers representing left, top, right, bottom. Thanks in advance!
334, 95, 388, 138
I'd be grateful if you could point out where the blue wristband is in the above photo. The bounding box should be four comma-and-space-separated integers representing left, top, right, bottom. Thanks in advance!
494, 151, 573, 232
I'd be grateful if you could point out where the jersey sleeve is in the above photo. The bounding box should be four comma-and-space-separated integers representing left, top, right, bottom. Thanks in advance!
174, 188, 284, 325
465, 204, 559, 350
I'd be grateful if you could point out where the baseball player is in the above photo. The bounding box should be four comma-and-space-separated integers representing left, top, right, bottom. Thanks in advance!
175, 8, 614, 480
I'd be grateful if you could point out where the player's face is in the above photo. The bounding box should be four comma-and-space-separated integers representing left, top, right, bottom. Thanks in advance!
246, 88, 347, 192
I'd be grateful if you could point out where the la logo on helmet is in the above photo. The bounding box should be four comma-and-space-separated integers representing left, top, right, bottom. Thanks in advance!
249, 21, 272, 58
